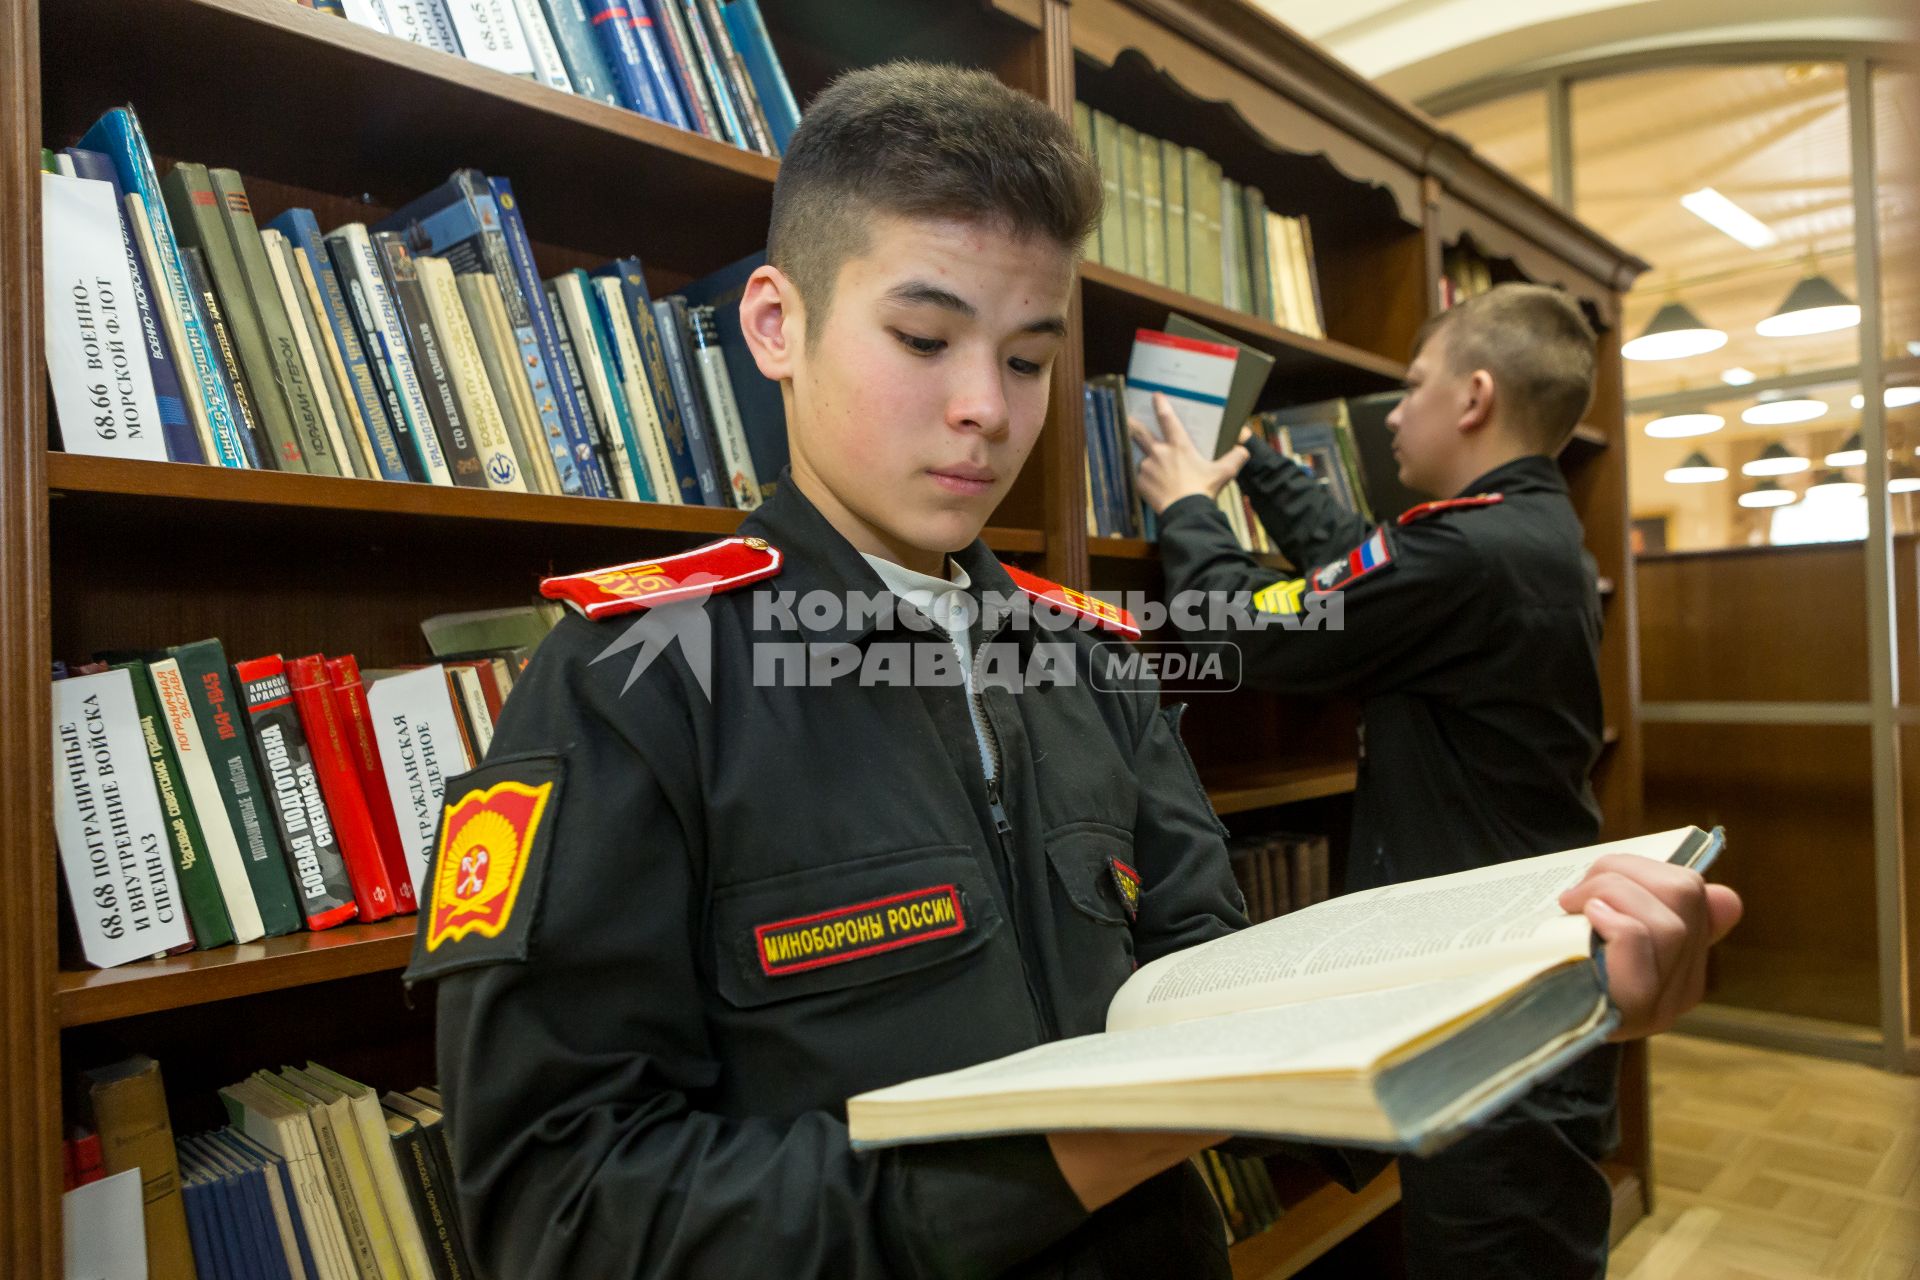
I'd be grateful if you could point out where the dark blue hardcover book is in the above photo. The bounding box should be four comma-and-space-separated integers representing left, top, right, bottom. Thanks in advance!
674, 0, 747, 147
62, 147, 201, 464
1082, 385, 1113, 537
582, 0, 664, 120
545, 280, 623, 497
671, 250, 785, 500
628, 3, 692, 129
192, 1136, 273, 1280
592, 257, 702, 503
77, 108, 251, 467
650, 297, 727, 504
202, 1131, 293, 1280
379, 172, 594, 495
218, 1129, 319, 1280
647, 0, 716, 136
540, 0, 623, 107
177, 1152, 221, 1280
1097, 383, 1125, 538
721, 0, 799, 153
268, 208, 412, 482
184, 1142, 246, 1280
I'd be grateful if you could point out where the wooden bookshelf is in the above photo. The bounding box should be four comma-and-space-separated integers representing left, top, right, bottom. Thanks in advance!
0, 0, 1650, 1272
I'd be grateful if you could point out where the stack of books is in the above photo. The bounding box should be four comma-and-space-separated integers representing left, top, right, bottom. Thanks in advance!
1228, 831, 1332, 926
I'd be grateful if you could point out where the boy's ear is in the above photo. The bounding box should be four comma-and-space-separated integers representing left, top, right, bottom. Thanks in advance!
1458, 369, 1497, 435
741, 264, 801, 382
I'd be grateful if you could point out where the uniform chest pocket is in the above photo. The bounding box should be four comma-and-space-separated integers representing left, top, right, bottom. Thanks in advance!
710, 844, 1004, 1009
1044, 821, 1142, 927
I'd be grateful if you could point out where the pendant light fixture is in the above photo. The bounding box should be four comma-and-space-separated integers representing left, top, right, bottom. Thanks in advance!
1622, 300, 1727, 361
1738, 479, 1797, 508
1664, 451, 1728, 483
1889, 468, 1920, 494
1742, 442, 1810, 476
1825, 433, 1865, 467
1757, 252, 1860, 338
1850, 387, 1920, 409
1805, 470, 1865, 500
1742, 395, 1827, 425
1645, 412, 1724, 439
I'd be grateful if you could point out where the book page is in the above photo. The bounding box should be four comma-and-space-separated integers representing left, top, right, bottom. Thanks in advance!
1109, 828, 1703, 1032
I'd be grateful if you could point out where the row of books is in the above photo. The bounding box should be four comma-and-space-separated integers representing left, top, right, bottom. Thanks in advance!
1439, 241, 1497, 312
1075, 104, 1325, 335
41, 106, 787, 508
316, 0, 799, 155
1228, 832, 1332, 925
70, 1053, 467, 1280
48, 605, 560, 968
1195, 1148, 1287, 1247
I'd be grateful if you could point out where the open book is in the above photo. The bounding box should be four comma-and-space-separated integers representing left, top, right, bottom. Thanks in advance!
847, 827, 1723, 1155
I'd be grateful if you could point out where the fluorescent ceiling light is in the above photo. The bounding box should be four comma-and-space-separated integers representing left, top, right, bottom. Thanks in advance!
1645, 413, 1724, 438
1742, 443, 1810, 476
1681, 187, 1779, 250
1721, 367, 1758, 386
1848, 387, 1920, 410
1739, 481, 1797, 508
1665, 451, 1728, 483
1622, 301, 1727, 361
1805, 471, 1865, 500
1742, 398, 1827, 425
1826, 433, 1865, 467
1756, 274, 1861, 337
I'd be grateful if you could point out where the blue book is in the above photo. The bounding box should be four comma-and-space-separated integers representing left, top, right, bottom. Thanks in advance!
540, 0, 623, 107
721, 0, 799, 153
675, 0, 747, 147
629, 2, 692, 130
672, 250, 786, 500
268, 208, 412, 482
650, 297, 726, 504
378, 172, 595, 495
76, 107, 251, 467
215, 1129, 318, 1280
576, 269, 656, 501
1082, 385, 1112, 537
591, 257, 702, 503
582, 0, 664, 121
177, 1154, 220, 1280
62, 147, 201, 464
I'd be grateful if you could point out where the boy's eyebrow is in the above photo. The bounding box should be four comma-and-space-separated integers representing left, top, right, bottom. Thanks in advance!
883, 279, 1067, 337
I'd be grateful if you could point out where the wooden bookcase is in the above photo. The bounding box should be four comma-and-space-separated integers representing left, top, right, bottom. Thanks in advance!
0, 0, 1648, 1273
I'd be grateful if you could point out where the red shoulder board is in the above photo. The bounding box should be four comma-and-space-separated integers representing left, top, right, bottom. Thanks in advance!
1003, 564, 1141, 640
541, 536, 783, 620
1397, 493, 1505, 526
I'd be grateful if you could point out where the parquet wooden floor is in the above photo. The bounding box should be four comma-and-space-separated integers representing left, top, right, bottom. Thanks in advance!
1609, 1035, 1920, 1279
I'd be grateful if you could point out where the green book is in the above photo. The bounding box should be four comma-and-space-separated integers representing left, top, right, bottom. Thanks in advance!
1092, 110, 1126, 277
169, 638, 304, 936
163, 162, 310, 472
1161, 139, 1189, 295
1183, 149, 1223, 305
1116, 121, 1144, 278
1221, 177, 1245, 312
1072, 102, 1101, 265
112, 659, 236, 949
41, 147, 57, 173
1138, 128, 1166, 286
209, 167, 340, 476
1243, 185, 1273, 322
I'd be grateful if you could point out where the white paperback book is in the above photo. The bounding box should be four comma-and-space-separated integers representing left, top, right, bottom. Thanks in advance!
384, 0, 463, 54
442, 0, 538, 76
367, 665, 472, 895
1123, 327, 1239, 460
50, 669, 194, 967
42, 172, 169, 461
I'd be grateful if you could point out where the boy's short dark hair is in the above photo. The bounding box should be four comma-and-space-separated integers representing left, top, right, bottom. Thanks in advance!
768, 61, 1103, 341
1415, 284, 1598, 452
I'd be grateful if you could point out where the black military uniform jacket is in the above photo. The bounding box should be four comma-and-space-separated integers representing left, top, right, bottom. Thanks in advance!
1158, 442, 1606, 891
405, 477, 1253, 1279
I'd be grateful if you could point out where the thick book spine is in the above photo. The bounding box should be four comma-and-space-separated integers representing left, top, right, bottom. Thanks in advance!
87, 1058, 198, 1280
581, 0, 664, 119
114, 660, 234, 949
688, 303, 760, 508
593, 274, 678, 502
539, 0, 623, 107
382, 1098, 476, 1280
287, 656, 403, 920
416, 255, 529, 491
62, 148, 201, 463
149, 656, 281, 941
283, 229, 393, 481
444, 0, 537, 76
125, 192, 222, 465
232, 655, 359, 930
329, 223, 454, 485
595, 260, 699, 502
626, 2, 691, 129
78, 108, 250, 466
372, 231, 487, 488
544, 281, 621, 496
647, 0, 716, 136
324, 231, 432, 483
649, 296, 724, 504
557, 270, 648, 500
458, 271, 558, 494
510, 0, 576, 90
263, 227, 367, 478
326, 655, 421, 908
209, 168, 342, 475
386, 1118, 464, 1280
175, 244, 273, 469
721, 0, 799, 153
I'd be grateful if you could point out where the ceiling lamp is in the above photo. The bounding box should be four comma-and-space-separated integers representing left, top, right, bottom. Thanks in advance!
1645, 412, 1724, 439
1825, 433, 1865, 467
1805, 470, 1865, 500
1738, 479, 1797, 508
1890, 470, 1920, 493
1756, 271, 1861, 338
1665, 451, 1728, 483
1849, 387, 1920, 409
1720, 367, 1758, 386
1742, 396, 1827, 425
1622, 300, 1727, 361
1742, 442, 1810, 476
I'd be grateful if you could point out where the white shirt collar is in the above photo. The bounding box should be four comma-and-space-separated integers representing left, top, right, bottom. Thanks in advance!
861, 553, 972, 627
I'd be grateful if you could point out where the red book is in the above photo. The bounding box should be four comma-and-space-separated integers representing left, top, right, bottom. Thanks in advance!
325, 655, 418, 913
287, 654, 399, 922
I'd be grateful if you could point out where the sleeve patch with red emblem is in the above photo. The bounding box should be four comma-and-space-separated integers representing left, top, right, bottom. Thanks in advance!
405, 753, 563, 982
1003, 563, 1142, 639
541, 536, 783, 621
756, 886, 968, 976
1108, 856, 1142, 921
1396, 493, 1504, 526
1310, 526, 1395, 592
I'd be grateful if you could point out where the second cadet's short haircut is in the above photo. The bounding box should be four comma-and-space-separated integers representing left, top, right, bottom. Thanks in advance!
1415, 284, 1598, 452
767, 61, 1103, 342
